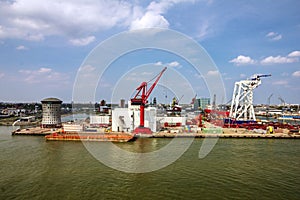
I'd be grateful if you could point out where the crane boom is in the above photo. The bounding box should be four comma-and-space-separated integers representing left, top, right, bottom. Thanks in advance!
145, 67, 167, 100
131, 67, 167, 135
250, 74, 271, 80
131, 67, 167, 105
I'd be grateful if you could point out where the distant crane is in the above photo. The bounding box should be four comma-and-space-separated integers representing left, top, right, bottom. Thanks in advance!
278, 96, 285, 106
266, 93, 273, 120
229, 74, 271, 121
191, 94, 197, 104
267, 93, 273, 105
131, 67, 167, 134
172, 95, 184, 106
278, 96, 290, 112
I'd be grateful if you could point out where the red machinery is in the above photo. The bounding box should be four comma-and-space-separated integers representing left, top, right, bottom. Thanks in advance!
131, 67, 167, 135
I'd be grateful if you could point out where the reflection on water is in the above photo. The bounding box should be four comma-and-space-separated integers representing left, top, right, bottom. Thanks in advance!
115, 138, 161, 153
0, 126, 299, 199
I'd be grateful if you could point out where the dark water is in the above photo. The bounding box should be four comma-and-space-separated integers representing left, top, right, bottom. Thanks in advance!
1, 126, 299, 200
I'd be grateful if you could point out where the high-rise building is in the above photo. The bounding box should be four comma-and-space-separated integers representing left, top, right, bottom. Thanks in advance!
120, 99, 126, 108
194, 97, 210, 110
41, 97, 62, 128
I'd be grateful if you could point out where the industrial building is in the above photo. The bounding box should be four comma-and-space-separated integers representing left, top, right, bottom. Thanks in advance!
112, 102, 157, 132
156, 116, 186, 127
194, 98, 210, 110
90, 115, 110, 127
41, 97, 62, 128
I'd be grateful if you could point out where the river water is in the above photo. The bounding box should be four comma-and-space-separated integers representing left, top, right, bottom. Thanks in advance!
0, 125, 299, 200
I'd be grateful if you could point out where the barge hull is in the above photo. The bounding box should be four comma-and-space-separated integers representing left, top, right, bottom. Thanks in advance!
45, 133, 135, 142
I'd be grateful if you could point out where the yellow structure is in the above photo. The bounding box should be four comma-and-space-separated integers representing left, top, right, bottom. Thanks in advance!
267, 126, 274, 134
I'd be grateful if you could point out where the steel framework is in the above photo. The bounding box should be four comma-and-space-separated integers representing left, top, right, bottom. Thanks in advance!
229, 74, 271, 121
131, 67, 167, 134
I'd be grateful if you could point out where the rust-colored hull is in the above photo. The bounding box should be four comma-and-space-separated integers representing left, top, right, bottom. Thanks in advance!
45, 133, 135, 142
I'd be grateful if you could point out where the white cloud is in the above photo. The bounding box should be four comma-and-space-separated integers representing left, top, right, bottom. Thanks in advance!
69, 36, 95, 46
0, 72, 4, 79
272, 80, 288, 86
229, 55, 255, 65
292, 71, 300, 77
222, 72, 232, 80
261, 55, 298, 65
207, 70, 219, 76
240, 73, 246, 78
260, 50, 300, 65
129, 1, 170, 30
154, 61, 163, 66
266, 32, 282, 41
0, 0, 133, 42
281, 72, 289, 77
79, 65, 96, 72
266, 32, 275, 37
130, 12, 169, 29
129, 0, 195, 30
142, 72, 153, 75
0, 0, 196, 43
16, 45, 28, 50
154, 61, 181, 68
18, 67, 68, 84
38, 67, 52, 73
196, 21, 210, 40
168, 61, 180, 67
78, 65, 97, 78
288, 51, 300, 57
124, 71, 149, 82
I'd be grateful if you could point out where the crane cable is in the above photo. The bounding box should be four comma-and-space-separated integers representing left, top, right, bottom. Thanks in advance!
147, 69, 164, 84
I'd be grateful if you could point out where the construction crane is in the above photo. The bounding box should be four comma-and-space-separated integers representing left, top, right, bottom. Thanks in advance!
172, 95, 184, 106
131, 67, 167, 134
266, 93, 273, 120
229, 74, 271, 121
267, 93, 273, 105
191, 94, 197, 104
278, 96, 290, 112
278, 96, 285, 106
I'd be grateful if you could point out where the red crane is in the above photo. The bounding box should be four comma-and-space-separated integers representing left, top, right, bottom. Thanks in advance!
131, 67, 167, 135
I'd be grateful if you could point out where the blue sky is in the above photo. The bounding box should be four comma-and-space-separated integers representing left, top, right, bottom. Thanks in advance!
0, 0, 299, 104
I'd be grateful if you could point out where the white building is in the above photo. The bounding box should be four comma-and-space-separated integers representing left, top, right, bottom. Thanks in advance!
156, 116, 186, 127
90, 115, 110, 127
112, 106, 157, 132
41, 97, 62, 128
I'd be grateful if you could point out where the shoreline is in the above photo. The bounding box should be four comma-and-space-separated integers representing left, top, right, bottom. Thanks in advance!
11, 126, 300, 139
152, 132, 300, 139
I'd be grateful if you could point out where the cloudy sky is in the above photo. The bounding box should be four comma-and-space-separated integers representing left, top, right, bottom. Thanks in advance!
0, 0, 299, 104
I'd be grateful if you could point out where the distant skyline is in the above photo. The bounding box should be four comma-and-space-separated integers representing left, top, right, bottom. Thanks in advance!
0, 0, 299, 104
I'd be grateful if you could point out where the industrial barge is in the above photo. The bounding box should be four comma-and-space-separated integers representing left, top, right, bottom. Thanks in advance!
45, 132, 135, 142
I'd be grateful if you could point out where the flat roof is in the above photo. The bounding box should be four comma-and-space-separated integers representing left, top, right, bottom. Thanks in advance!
41, 97, 62, 103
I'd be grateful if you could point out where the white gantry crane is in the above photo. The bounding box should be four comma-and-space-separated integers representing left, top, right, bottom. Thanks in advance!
229, 74, 271, 121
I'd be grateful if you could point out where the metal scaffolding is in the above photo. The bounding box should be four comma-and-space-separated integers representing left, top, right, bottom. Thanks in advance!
229, 74, 271, 121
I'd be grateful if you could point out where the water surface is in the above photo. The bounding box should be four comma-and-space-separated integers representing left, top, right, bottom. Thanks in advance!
1, 126, 299, 199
